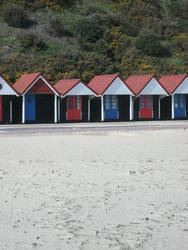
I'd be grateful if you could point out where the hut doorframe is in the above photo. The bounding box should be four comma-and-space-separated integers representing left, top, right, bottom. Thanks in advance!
101, 96, 104, 121
129, 95, 134, 121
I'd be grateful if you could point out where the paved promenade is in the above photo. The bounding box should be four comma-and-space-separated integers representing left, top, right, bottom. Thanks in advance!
0, 120, 188, 135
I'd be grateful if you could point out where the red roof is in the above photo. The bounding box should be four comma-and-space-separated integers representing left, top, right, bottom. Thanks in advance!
54, 79, 81, 95
13, 73, 41, 95
13, 73, 58, 95
54, 78, 96, 96
88, 74, 119, 95
125, 75, 154, 95
159, 74, 187, 94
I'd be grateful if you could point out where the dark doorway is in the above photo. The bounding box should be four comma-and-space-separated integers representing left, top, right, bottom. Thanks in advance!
90, 97, 101, 122
12, 96, 22, 124
160, 96, 171, 120
119, 95, 130, 121
60, 97, 67, 122
36, 94, 54, 123
1, 96, 10, 124
133, 97, 140, 120
153, 96, 159, 120
82, 96, 88, 122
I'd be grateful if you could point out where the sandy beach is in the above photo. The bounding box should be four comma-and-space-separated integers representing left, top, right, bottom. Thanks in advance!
0, 126, 188, 250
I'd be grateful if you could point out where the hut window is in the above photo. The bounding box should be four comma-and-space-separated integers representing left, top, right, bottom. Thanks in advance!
68, 96, 73, 110
147, 96, 151, 108
174, 95, 178, 108
180, 95, 184, 108
105, 96, 110, 110
112, 96, 117, 109
141, 96, 145, 109
75, 96, 80, 110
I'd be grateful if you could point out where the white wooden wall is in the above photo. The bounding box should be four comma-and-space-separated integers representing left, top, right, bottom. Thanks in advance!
0, 77, 17, 95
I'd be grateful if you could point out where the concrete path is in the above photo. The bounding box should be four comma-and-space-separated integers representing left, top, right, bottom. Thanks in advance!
0, 120, 188, 136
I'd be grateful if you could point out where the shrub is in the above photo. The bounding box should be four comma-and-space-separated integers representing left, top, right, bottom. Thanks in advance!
19, 32, 47, 51
50, 0, 74, 7
105, 64, 117, 74
94, 39, 109, 55
78, 38, 94, 51
170, 34, 188, 53
103, 30, 114, 43
81, 71, 94, 82
122, 36, 133, 50
48, 16, 72, 37
33, 1, 46, 10
3, 5, 30, 28
84, 5, 106, 16
103, 14, 122, 26
119, 22, 138, 37
74, 15, 103, 43
135, 30, 163, 56
182, 0, 188, 19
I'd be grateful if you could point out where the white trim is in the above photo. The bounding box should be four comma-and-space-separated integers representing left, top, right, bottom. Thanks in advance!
10, 100, 12, 123
101, 96, 104, 121
22, 95, 25, 124
139, 78, 168, 96
171, 95, 175, 119
54, 95, 57, 123
23, 75, 59, 96
152, 96, 153, 119
58, 98, 61, 122
129, 95, 134, 121
173, 77, 188, 94
88, 97, 91, 121
159, 95, 167, 100
103, 77, 134, 96
63, 82, 97, 97
158, 97, 161, 119
0, 76, 18, 96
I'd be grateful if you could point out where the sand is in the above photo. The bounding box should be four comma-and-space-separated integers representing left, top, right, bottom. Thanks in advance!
0, 128, 188, 250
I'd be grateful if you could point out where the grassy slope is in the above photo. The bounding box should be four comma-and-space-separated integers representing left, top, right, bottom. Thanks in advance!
0, 0, 187, 83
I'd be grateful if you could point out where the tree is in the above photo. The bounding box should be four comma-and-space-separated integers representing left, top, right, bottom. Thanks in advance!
74, 15, 103, 43
135, 30, 163, 56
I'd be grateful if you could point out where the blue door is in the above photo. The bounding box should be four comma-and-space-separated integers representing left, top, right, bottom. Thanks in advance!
174, 94, 186, 118
25, 94, 36, 121
104, 95, 118, 119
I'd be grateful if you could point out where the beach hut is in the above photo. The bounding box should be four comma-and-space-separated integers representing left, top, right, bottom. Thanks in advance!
54, 79, 97, 122
159, 74, 188, 119
125, 75, 168, 120
88, 74, 134, 122
0, 75, 19, 124
13, 73, 59, 123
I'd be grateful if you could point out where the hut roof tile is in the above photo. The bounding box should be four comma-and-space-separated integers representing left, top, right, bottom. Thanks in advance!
125, 75, 154, 95
159, 74, 187, 94
88, 74, 119, 95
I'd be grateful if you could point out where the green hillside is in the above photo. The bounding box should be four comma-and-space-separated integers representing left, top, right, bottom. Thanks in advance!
0, 0, 188, 83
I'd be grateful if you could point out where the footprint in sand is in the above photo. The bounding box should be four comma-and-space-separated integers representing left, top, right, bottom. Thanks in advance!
18, 160, 25, 164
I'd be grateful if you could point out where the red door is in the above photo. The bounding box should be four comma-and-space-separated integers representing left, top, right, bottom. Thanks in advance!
0, 96, 2, 122
67, 96, 82, 120
140, 95, 153, 119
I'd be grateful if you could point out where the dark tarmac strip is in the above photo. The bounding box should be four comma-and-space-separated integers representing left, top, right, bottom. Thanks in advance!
0, 121, 188, 136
